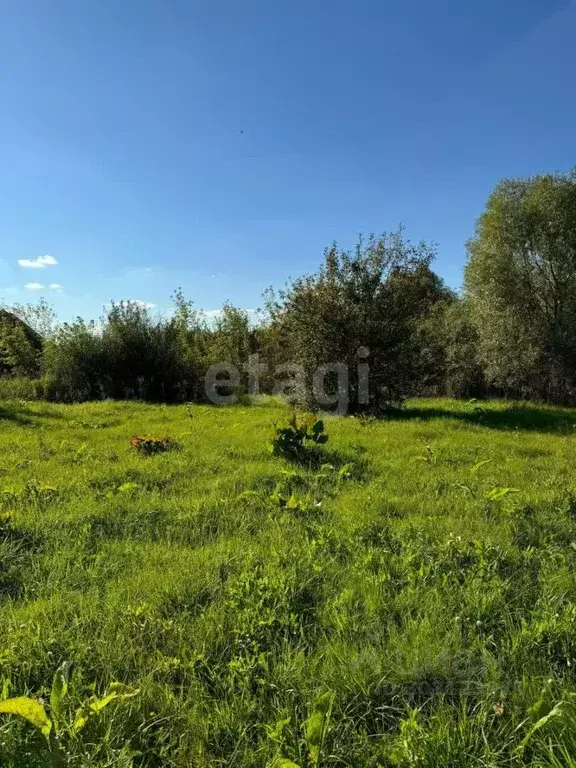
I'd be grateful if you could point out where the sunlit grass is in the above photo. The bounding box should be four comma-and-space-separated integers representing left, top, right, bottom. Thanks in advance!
1, 397, 576, 765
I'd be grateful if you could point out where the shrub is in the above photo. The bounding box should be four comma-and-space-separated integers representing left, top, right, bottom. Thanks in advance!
269, 414, 328, 459
42, 320, 107, 402
0, 376, 44, 400
42, 296, 205, 403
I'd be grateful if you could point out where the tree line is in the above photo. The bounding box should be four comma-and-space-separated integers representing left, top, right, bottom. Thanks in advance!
2, 168, 576, 409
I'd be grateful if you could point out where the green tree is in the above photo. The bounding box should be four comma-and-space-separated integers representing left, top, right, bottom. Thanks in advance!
417, 298, 485, 398
204, 303, 257, 400
208, 303, 255, 370
0, 322, 41, 377
266, 230, 444, 411
42, 319, 105, 401
465, 169, 576, 402
7, 299, 58, 338
101, 300, 199, 401
42, 294, 205, 403
0, 309, 42, 377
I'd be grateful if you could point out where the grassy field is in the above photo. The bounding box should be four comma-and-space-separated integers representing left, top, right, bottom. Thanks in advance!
2, 397, 576, 766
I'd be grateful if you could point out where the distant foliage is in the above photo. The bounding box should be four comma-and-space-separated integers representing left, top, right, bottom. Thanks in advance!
42, 319, 106, 401
0, 376, 43, 400
5, 170, 576, 409
41, 294, 204, 403
416, 298, 485, 398
4, 299, 58, 338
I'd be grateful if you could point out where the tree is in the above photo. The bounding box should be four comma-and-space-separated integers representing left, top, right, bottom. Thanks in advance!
43, 319, 105, 401
208, 303, 255, 370
465, 169, 576, 402
266, 230, 444, 412
42, 294, 204, 403
417, 298, 485, 398
0, 309, 42, 377
6, 299, 58, 338
101, 300, 199, 401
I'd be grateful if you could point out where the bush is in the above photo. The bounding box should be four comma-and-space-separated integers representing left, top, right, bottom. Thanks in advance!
416, 299, 486, 399
0, 376, 44, 400
42, 320, 106, 401
101, 301, 193, 401
269, 414, 328, 459
42, 297, 204, 403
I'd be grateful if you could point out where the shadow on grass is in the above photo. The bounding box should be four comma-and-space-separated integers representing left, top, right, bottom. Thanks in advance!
0, 517, 44, 599
380, 405, 576, 433
289, 445, 370, 477
0, 403, 65, 425
0, 405, 31, 425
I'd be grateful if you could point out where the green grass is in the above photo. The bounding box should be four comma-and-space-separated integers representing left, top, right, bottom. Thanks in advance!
2, 397, 576, 766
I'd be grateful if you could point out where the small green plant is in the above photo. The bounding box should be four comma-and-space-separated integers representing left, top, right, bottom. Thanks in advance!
305, 690, 335, 765
0, 663, 139, 767
269, 489, 318, 515
388, 708, 427, 766
131, 435, 177, 455
103, 481, 141, 499
271, 690, 335, 767
0, 481, 60, 513
269, 415, 328, 459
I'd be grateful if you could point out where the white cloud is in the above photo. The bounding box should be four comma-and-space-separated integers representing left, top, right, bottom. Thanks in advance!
18, 254, 58, 269
23, 282, 63, 294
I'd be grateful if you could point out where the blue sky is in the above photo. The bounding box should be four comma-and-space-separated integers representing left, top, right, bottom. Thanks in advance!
0, 0, 574, 321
